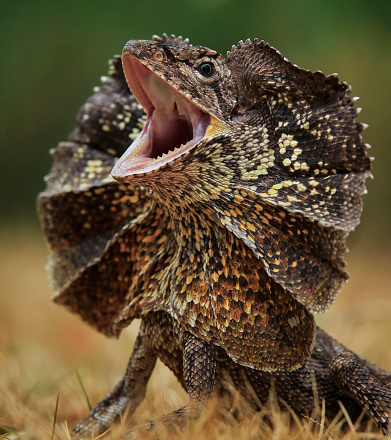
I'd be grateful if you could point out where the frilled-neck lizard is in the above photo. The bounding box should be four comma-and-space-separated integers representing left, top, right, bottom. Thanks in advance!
38, 34, 391, 437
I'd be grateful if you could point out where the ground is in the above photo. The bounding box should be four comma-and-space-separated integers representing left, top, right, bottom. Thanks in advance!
0, 228, 390, 439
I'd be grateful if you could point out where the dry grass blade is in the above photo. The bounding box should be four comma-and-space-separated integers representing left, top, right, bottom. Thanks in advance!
61, 422, 72, 440
75, 370, 92, 411
51, 393, 60, 440
0, 426, 19, 440
338, 402, 357, 437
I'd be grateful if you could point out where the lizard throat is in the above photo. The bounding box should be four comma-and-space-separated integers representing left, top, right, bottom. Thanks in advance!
112, 54, 211, 178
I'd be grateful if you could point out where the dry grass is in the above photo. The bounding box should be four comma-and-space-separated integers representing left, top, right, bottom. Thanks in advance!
0, 229, 390, 439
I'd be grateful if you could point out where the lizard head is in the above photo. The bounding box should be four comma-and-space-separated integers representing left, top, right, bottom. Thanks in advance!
112, 34, 236, 178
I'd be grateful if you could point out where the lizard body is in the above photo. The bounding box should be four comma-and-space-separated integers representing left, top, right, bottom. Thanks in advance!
38, 34, 391, 437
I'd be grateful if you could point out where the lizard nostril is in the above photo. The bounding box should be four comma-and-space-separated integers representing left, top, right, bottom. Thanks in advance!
153, 50, 165, 62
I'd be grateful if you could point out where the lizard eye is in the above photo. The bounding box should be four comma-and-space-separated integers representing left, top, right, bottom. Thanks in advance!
193, 58, 220, 85
198, 62, 216, 78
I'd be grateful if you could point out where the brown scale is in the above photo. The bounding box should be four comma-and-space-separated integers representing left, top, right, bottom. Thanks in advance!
38, 34, 390, 437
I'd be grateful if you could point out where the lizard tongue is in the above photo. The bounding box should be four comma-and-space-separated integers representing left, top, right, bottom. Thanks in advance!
112, 54, 210, 179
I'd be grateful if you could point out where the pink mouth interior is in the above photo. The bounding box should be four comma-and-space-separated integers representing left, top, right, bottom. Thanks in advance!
112, 54, 211, 177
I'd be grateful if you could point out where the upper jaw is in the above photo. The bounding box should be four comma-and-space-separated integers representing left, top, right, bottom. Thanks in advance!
111, 53, 212, 180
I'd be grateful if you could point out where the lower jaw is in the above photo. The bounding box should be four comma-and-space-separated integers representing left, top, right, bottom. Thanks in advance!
111, 115, 228, 182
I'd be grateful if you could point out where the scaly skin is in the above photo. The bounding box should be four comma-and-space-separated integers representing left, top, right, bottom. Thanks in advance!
38, 34, 390, 436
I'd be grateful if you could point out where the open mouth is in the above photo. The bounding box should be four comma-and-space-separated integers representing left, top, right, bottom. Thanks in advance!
111, 54, 211, 177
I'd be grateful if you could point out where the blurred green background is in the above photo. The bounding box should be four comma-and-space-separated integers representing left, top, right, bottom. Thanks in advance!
1, 0, 390, 243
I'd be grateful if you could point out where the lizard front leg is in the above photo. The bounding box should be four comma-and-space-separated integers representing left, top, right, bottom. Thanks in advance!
72, 327, 157, 438
124, 332, 219, 438
330, 351, 391, 435
183, 332, 219, 402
